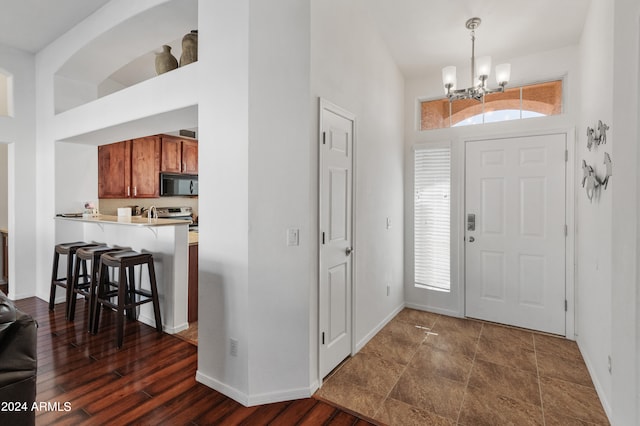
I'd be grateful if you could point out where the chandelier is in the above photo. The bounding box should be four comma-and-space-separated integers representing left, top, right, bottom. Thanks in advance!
442, 17, 511, 102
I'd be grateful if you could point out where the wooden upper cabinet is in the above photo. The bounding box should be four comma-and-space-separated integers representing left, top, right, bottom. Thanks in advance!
98, 136, 160, 199
160, 135, 198, 174
182, 140, 198, 174
131, 136, 161, 198
98, 140, 131, 198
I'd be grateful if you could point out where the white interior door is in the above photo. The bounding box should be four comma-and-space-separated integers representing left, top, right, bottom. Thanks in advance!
319, 99, 354, 379
465, 134, 566, 335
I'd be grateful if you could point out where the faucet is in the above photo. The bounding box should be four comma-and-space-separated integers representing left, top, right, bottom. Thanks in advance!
148, 206, 158, 220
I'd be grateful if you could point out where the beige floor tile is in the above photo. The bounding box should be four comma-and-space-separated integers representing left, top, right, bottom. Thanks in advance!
480, 322, 534, 350
361, 327, 423, 365
380, 318, 431, 346
544, 411, 608, 425
540, 376, 610, 424
475, 334, 537, 373
468, 358, 541, 406
390, 366, 466, 421
534, 333, 583, 361
432, 315, 483, 338
424, 327, 479, 359
330, 352, 405, 397
408, 344, 473, 384
373, 397, 455, 426
537, 350, 594, 387
458, 385, 544, 426
394, 308, 439, 329
315, 373, 386, 420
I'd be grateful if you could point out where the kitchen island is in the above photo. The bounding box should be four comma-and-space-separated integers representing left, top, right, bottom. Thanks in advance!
55, 215, 190, 334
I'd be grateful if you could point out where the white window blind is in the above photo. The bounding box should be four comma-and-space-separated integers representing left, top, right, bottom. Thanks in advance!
414, 146, 451, 291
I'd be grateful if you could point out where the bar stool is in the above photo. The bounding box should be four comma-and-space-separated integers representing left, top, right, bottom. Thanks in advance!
48, 241, 100, 317
92, 250, 162, 348
68, 245, 128, 330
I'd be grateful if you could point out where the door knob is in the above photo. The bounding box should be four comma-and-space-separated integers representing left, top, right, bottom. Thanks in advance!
468, 236, 475, 242
345, 247, 353, 256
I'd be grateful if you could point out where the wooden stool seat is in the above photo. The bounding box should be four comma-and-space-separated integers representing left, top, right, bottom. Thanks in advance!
48, 241, 101, 317
92, 250, 162, 348
68, 245, 129, 330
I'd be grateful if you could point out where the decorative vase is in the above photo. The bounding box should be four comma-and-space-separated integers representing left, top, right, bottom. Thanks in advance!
180, 30, 198, 67
155, 45, 178, 75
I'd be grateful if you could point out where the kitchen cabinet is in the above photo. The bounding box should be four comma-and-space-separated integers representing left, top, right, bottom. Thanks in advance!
188, 243, 198, 322
98, 136, 161, 199
160, 135, 198, 174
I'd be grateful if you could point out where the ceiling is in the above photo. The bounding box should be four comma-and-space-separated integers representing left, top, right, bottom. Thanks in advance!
0, 0, 590, 79
0, 0, 111, 53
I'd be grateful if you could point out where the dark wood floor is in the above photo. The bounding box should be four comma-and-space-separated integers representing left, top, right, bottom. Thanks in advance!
15, 297, 375, 425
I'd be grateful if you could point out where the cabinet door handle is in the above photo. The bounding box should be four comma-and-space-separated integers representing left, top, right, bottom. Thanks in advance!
127, 186, 130, 197
134, 187, 137, 197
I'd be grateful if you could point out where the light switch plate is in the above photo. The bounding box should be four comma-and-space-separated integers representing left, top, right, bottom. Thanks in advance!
287, 228, 299, 246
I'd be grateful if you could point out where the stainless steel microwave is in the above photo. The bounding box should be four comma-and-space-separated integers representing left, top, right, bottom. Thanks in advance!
160, 173, 198, 196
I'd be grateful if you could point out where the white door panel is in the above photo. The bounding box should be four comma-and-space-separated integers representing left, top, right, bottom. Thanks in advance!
319, 100, 354, 378
465, 134, 566, 335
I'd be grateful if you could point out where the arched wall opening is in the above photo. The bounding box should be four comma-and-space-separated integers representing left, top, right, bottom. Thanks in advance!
0, 70, 14, 118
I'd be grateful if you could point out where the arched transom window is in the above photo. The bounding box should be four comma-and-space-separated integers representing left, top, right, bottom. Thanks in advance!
421, 80, 562, 130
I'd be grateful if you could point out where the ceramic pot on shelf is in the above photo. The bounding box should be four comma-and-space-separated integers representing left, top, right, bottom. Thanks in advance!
155, 45, 178, 75
180, 30, 198, 66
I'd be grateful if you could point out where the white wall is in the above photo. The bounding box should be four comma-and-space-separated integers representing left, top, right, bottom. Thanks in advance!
0, 44, 36, 299
403, 46, 580, 317
310, 0, 405, 350
0, 143, 7, 228
196, 0, 405, 404
610, 0, 640, 424
576, 0, 614, 417
55, 142, 98, 214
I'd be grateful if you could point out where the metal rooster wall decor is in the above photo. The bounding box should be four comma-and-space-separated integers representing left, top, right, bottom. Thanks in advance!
586, 120, 610, 151
581, 153, 613, 202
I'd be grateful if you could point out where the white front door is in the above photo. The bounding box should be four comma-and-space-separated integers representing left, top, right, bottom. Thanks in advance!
465, 134, 566, 335
319, 99, 354, 378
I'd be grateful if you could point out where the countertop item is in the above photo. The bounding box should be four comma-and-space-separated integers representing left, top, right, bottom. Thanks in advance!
55, 214, 190, 227
188, 231, 198, 245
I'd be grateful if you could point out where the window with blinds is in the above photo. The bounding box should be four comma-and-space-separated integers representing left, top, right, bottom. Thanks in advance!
414, 146, 451, 291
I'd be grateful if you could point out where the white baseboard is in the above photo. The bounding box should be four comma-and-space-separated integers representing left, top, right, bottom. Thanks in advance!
138, 313, 188, 334
404, 302, 462, 318
576, 340, 613, 423
196, 370, 318, 407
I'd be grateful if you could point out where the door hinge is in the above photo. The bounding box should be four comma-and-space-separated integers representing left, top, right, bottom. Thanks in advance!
565, 300, 568, 311
564, 224, 568, 236
565, 150, 568, 162
322, 332, 325, 345
322, 131, 326, 145
322, 232, 325, 244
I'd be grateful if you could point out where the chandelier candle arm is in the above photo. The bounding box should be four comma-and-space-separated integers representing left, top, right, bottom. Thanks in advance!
441, 17, 511, 102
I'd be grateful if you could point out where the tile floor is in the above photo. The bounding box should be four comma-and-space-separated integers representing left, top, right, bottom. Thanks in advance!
315, 308, 610, 425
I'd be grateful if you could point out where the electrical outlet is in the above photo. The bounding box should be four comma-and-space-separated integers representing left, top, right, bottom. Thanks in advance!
230, 338, 238, 357
386, 217, 391, 229
286, 228, 299, 246
386, 284, 390, 296
608, 355, 612, 374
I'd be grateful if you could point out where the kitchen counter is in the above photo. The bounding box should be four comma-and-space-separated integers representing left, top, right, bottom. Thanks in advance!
55, 215, 190, 334
56, 214, 190, 227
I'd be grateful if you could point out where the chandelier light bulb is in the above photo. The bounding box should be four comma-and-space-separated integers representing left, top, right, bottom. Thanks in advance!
475, 56, 492, 79
442, 66, 457, 88
495, 63, 511, 86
